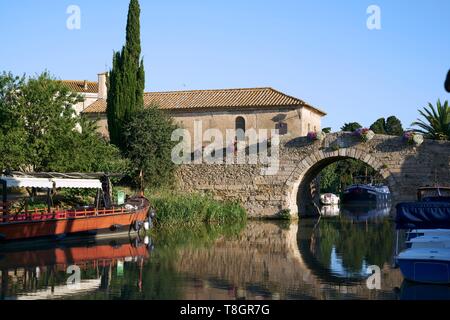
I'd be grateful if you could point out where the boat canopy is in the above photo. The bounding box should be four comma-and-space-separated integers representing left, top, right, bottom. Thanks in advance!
52, 178, 102, 189
0, 176, 102, 190
0, 177, 53, 189
396, 202, 450, 230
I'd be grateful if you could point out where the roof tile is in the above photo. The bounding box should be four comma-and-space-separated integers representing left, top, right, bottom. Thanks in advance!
82, 87, 326, 115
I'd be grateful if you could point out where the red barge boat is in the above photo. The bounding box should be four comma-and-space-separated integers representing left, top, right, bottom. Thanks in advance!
0, 173, 153, 242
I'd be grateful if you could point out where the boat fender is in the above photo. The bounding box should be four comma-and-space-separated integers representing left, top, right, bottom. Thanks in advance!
132, 221, 142, 232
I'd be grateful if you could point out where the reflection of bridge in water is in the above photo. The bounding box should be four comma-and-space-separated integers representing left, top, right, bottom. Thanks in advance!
175, 221, 403, 300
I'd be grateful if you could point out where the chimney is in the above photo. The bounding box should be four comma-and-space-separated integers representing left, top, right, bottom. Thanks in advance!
83, 80, 88, 91
98, 72, 108, 99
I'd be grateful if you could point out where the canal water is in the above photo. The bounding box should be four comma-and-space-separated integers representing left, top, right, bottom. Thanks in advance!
1, 205, 449, 300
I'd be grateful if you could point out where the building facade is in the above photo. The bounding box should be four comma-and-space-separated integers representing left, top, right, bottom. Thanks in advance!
63, 73, 326, 143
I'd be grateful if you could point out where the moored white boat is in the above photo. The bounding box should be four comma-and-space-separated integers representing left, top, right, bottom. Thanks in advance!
407, 235, 450, 249
320, 193, 340, 205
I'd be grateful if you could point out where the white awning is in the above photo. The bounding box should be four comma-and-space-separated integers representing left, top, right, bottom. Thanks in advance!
52, 178, 102, 189
0, 177, 54, 189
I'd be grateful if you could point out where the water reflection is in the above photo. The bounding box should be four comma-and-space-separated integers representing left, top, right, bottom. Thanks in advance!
0, 210, 449, 300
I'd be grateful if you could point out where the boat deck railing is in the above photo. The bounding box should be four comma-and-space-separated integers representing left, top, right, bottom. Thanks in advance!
0, 206, 135, 224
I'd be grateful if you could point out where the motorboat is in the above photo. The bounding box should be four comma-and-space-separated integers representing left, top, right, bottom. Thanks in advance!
395, 187, 450, 230
406, 234, 450, 249
395, 186, 450, 284
396, 248, 450, 284
320, 193, 340, 205
0, 172, 154, 242
342, 176, 391, 204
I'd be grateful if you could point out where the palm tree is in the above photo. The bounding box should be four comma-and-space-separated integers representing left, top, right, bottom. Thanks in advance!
412, 100, 449, 140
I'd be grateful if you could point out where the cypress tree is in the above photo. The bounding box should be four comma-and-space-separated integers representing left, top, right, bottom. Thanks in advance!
385, 116, 404, 136
370, 118, 386, 134
107, 0, 145, 150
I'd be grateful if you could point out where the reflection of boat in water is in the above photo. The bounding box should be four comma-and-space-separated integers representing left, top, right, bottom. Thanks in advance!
340, 202, 392, 222
320, 205, 340, 217
14, 279, 103, 300
342, 176, 391, 204
320, 193, 340, 205
0, 233, 151, 270
0, 234, 152, 300
398, 280, 450, 300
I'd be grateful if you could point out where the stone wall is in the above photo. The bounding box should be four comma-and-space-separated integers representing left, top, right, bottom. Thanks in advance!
176, 133, 450, 218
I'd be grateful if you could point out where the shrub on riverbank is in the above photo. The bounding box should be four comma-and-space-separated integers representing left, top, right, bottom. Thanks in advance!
147, 190, 247, 227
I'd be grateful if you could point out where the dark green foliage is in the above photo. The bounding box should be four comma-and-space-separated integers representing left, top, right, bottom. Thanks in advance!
370, 118, 386, 134
322, 127, 332, 134
319, 159, 382, 194
341, 122, 362, 132
0, 71, 127, 173
107, 0, 145, 150
0, 73, 27, 170
412, 100, 449, 140
123, 106, 178, 189
385, 116, 404, 136
370, 116, 404, 136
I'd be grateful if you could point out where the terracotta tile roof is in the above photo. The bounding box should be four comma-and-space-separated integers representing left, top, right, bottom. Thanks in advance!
82, 87, 326, 116
61, 80, 99, 93
82, 99, 106, 113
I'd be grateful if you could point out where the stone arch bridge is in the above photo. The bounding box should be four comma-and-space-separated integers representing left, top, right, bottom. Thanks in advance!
176, 133, 450, 218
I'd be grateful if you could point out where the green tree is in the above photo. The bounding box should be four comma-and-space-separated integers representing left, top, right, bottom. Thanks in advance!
370, 116, 404, 136
412, 100, 449, 140
370, 118, 386, 134
123, 106, 178, 190
385, 116, 404, 136
0, 71, 127, 174
0, 73, 27, 171
341, 122, 362, 132
322, 127, 332, 134
107, 0, 145, 150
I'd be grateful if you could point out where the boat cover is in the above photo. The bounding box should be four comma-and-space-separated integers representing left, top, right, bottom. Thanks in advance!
0, 177, 53, 189
396, 202, 450, 230
52, 178, 102, 189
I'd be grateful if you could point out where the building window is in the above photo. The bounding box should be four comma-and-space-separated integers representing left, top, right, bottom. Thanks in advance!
308, 123, 311, 132
236, 117, 246, 141
276, 122, 288, 135
314, 125, 317, 132
236, 116, 246, 132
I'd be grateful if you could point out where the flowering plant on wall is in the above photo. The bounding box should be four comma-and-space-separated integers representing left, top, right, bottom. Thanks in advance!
403, 131, 424, 146
307, 131, 326, 142
353, 128, 375, 142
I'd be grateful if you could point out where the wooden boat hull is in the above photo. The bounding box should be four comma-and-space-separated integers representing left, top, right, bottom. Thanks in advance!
0, 206, 149, 242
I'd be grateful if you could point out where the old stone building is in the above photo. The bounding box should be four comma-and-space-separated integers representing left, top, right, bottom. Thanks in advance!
63, 73, 326, 141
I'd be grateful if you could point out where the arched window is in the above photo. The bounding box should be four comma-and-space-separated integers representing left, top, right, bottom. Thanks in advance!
308, 123, 311, 132
236, 116, 246, 141
236, 117, 246, 132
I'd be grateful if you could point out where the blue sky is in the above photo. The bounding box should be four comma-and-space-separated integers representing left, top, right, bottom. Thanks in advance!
1, 0, 449, 131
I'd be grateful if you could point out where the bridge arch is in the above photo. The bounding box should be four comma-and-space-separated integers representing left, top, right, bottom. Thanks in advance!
284, 146, 399, 217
